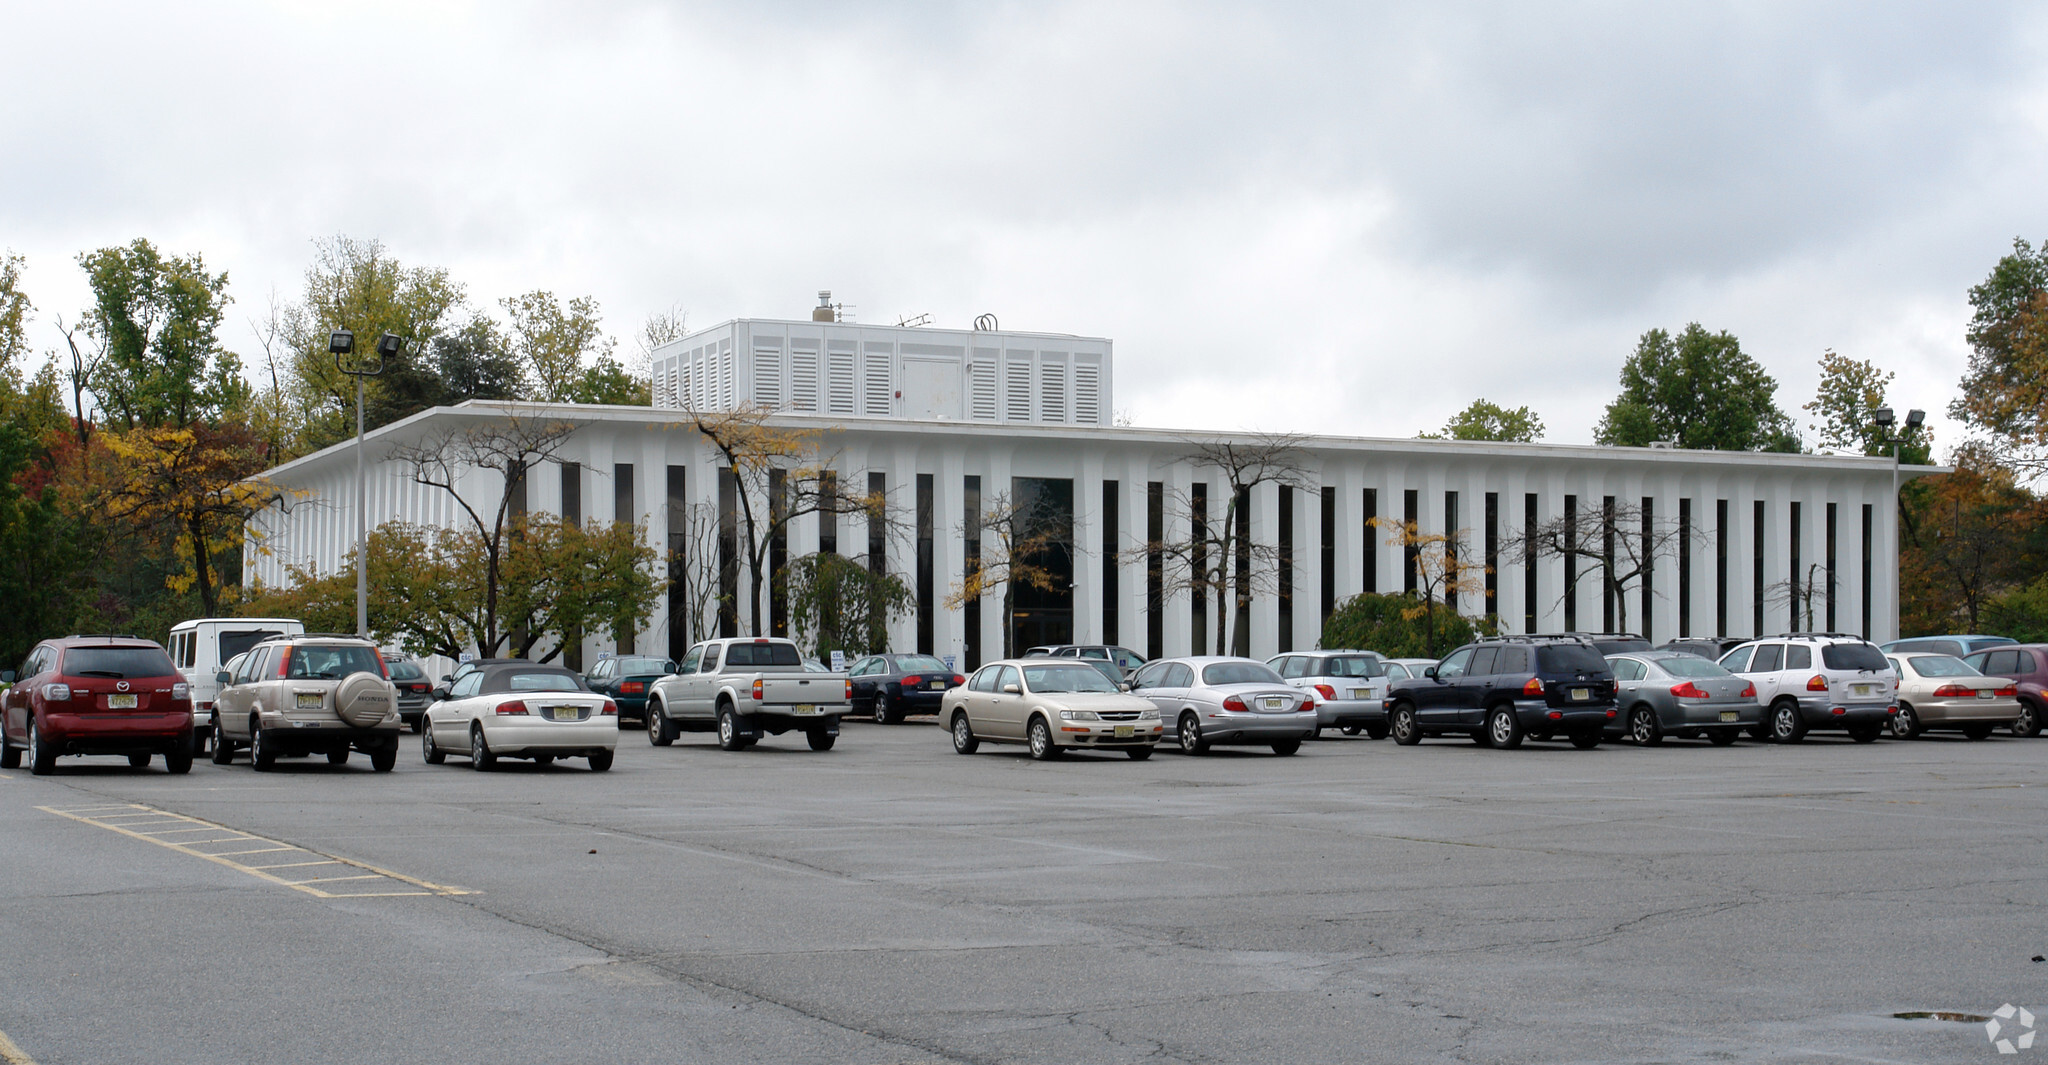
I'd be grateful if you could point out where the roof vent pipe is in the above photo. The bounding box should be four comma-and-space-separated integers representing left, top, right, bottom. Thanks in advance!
813, 291, 835, 322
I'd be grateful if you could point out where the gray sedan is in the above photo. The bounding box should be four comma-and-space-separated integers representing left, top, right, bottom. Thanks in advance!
1604, 651, 1759, 745
1125, 657, 1318, 755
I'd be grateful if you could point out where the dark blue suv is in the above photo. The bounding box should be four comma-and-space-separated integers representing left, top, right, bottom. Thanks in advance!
1385, 636, 1618, 749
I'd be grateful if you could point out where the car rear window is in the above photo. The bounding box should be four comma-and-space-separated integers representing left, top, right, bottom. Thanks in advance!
494, 671, 585, 693
724, 642, 802, 667
894, 655, 949, 672
63, 646, 176, 678
1822, 643, 1890, 671
1657, 656, 1731, 679
613, 657, 670, 674
1592, 639, 1652, 654
1202, 662, 1286, 686
1536, 645, 1608, 673
388, 661, 426, 681
1319, 655, 1387, 678
1908, 655, 1978, 678
283, 645, 387, 680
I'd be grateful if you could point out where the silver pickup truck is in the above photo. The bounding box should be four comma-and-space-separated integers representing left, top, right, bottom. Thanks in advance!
643, 637, 850, 751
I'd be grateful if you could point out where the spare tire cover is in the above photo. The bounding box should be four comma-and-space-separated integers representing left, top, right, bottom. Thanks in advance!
335, 672, 395, 727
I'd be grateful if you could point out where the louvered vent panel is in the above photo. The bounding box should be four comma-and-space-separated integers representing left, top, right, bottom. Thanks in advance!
863, 352, 892, 416
969, 362, 998, 420
1074, 363, 1100, 424
1005, 358, 1033, 421
827, 351, 857, 414
1039, 361, 1066, 423
721, 346, 736, 409
754, 347, 783, 408
789, 351, 819, 412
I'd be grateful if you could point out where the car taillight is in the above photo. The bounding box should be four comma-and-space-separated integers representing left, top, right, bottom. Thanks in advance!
274, 646, 292, 678
751, 679, 764, 701
844, 679, 853, 699
620, 681, 644, 694
1806, 674, 1829, 692
494, 700, 529, 716
1313, 684, 1336, 700
1996, 685, 2018, 697
1222, 695, 1248, 712
600, 700, 618, 716
1932, 684, 1977, 698
172, 682, 190, 700
902, 675, 923, 687
1739, 683, 1756, 698
1670, 681, 1709, 699
1522, 677, 1544, 696
952, 674, 965, 685
42, 683, 70, 701
410, 684, 429, 693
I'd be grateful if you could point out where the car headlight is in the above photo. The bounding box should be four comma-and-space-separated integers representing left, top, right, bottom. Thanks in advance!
1058, 709, 1100, 721
1139, 708, 1159, 720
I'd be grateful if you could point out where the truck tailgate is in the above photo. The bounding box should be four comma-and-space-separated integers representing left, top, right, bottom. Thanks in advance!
757, 673, 848, 709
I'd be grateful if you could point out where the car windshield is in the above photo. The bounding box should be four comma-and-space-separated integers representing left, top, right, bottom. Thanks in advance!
1822, 643, 1890, 671
1202, 662, 1286, 686
501, 672, 585, 692
387, 661, 425, 681
1537, 645, 1609, 673
894, 655, 949, 673
284, 645, 386, 680
1909, 655, 1979, 678
1318, 655, 1387, 678
1021, 664, 1119, 693
724, 642, 803, 667
1655, 656, 1731, 679
64, 646, 176, 678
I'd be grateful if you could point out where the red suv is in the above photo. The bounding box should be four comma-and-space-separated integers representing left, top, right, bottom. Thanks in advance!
0, 635, 195, 775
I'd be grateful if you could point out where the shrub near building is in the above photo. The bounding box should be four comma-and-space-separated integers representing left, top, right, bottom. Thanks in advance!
1321, 591, 1495, 660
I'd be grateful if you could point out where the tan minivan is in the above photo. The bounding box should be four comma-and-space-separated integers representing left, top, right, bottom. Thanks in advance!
943, 657, 1163, 760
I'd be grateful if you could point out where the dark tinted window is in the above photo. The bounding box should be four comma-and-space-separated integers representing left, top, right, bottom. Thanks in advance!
1202, 662, 1286, 686
614, 657, 671, 675
1751, 644, 1784, 672
1981, 650, 2020, 674
892, 655, 948, 673
388, 661, 426, 681
218, 629, 286, 662
1536, 644, 1608, 673
62, 646, 176, 679
1785, 645, 1812, 670
723, 642, 802, 667
285, 645, 386, 680
1591, 639, 1652, 654
1467, 647, 1500, 676
1656, 656, 1731, 679
1320, 655, 1388, 678
701, 645, 723, 671
1492, 647, 1530, 673
1164, 663, 1196, 687
1821, 643, 1890, 671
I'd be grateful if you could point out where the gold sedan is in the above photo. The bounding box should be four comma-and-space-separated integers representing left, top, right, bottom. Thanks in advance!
1887, 653, 2021, 739
942, 658, 1164, 760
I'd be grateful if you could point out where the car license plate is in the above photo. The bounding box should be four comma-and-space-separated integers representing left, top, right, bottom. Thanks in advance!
1853, 683, 1875, 696
928, 680, 945, 689
1350, 688, 1370, 699
1114, 725, 1134, 738
295, 692, 321, 709
1719, 711, 1738, 722
551, 706, 579, 721
1261, 697, 1285, 710
792, 704, 817, 714
1571, 687, 1589, 701
108, 693, 137, 709
1979, 691, 1995, 699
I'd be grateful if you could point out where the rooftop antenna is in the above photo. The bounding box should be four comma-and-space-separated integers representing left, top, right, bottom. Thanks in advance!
896, 312, 932, 328
973, 313, 998, 331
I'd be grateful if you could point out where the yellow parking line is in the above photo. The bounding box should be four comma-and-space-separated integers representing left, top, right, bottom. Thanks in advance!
38, 804, 474, 899
0, 1026, 36, 1064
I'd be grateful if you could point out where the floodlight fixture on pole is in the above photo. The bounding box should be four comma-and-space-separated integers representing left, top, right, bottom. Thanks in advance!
1869, 405, 1926, 645
335, 330, 398, 640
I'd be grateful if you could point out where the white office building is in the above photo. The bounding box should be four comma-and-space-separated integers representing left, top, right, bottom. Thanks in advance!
249, 313, 1926, 668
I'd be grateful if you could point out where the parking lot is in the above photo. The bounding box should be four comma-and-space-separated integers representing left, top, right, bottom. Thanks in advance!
1, 720, 2043, 1064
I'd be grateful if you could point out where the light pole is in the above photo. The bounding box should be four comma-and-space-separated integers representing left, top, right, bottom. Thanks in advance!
332, 330, 401, 640
1871, 406, 1925, 641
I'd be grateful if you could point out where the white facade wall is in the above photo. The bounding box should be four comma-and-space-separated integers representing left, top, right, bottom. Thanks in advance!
249, 403, 1921, 667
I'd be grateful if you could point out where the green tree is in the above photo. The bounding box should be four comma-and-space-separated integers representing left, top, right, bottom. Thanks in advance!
1898, 446, 2041, 634
784, 552, 914, 663
571, 353, 651, 405
1420, 399, 1544, 442
1594, 324, 1799, 451
1320, 592, 1491, 660
0, 251, 30, 376
432, 314, 527, 403
502, 291, 619, 403
1951, 237, 2048, 469
1804, 350, 1932, 463
75, 239, 248, 430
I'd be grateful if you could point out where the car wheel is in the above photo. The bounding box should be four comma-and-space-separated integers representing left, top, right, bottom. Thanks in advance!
0, 733, 17, 770
646, 699, 676, 747
807, 729, 837, 751
1027, 716, 1060, 760
128, 753, 152, 768
1890, 704, 1920, 739
1629, 706, 1662, 747
421, 724, 446, 764
1963, 724, 1995, 740
950, 712, 980, 755
369, 743, 397, 772
251, 720, 277, 771
1707, 729, 1739, 746
1339, 725, 1362, 736
211, 730, 235, 765
1270, 739, 1301, 756
27, 717, 54, 776
469, 726, 496, 770
874, 698, 895, 725
1489, 706, 1525, 749
587, 749, 614, 772
164, 746, 193, 774
1177, 712, 1209, 755
717, 707, 745, 751
1365, 724, 1390, 740
1847, 726, 1882, 743
2013, 700, 2041, 737
1569, 732, 1601, 750
326, 749, 349, 766
1390, 704, 1421, 746
1770, 700, 1807, 743
408, 715, 423, 734
1746, 720, 1772, 742
1127, 746, 1154, 761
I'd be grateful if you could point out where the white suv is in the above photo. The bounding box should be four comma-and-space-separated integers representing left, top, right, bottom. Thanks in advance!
1718, 633, 1896, 743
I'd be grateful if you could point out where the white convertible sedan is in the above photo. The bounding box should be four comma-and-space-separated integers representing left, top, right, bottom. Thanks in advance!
421, 662, 619, 771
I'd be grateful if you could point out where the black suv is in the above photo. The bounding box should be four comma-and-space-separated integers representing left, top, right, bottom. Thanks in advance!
1385, 635, 1618, 749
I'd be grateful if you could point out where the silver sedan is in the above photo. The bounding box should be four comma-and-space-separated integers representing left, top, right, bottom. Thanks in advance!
1125, 657, 1318, 755
1604, 651, 1759, 745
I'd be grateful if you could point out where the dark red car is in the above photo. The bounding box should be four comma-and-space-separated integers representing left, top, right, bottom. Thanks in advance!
1963, 644, 2048, 736
1, 635, 195, 775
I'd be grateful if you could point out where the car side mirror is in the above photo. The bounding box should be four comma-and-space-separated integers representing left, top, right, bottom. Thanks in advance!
1118, 681, 1132, 692
431, 684, 451, 701
1, 670, 14, 684
665, 661, 678, 674
1423, 667, 1438, 679
1002, 683, 1021, 694
215, 671, 232, 685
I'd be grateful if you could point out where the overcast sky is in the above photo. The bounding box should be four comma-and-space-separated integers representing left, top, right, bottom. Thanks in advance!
3, 1, 2043, 451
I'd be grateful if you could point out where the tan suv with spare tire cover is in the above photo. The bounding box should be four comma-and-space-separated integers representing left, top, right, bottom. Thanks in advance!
211, 635, 402, 772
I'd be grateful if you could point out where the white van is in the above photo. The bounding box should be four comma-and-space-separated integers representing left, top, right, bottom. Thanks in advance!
167, 617, 305, 747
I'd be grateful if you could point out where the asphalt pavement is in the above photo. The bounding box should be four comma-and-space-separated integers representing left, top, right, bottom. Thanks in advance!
1, 719, 2044, 1064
